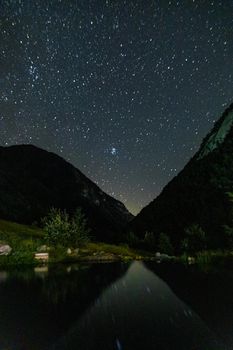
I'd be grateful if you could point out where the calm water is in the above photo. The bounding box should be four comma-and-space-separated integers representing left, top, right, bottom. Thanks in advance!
0, 261, 232, 350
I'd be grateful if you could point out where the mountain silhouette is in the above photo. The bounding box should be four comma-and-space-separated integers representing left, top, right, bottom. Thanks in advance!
130, 103, 233, 249
0, 144, 133, 241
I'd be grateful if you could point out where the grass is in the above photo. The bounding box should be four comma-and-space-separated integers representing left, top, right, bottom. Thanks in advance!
48, 242, 154, 264
79, 242, 154, 260
0, 219, 44, 267
0, 219, 44, 254
0, 219, 44, 240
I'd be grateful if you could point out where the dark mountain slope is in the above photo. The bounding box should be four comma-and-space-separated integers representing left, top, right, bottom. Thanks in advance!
130, 103, 233, 249
0, 144, 133, 241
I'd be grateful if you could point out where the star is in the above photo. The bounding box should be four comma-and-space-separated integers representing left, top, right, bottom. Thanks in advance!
0, 0, 232, 215
110, 147, 117, 156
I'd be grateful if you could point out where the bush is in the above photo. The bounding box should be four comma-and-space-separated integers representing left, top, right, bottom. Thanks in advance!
0, 251, 36, 267
158, 233, 174, 255
43, 208, 70, 246
43, 207, 90, 248
69, 208, 91, 247
126, 231, 140, 247
144, 232, 156, 250
181, 224, 207, 254
223, 225, 233, 249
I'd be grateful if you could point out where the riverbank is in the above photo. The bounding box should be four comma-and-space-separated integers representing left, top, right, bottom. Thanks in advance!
0, 242, 156, 268
1, 219, 233, 268
0, 219, 155, 267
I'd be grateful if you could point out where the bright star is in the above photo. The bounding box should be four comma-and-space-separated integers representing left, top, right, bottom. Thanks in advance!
110, 147, 117, 155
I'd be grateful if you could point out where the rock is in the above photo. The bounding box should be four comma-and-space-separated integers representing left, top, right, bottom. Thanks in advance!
0, 244, 12, 256
188, 256, 195, 264
67, 248, 72, 255
160, 253, 171, 260
155, 252, 172, 261
34, 253, 49, 261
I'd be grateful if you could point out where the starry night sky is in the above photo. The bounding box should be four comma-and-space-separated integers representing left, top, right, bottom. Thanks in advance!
0, 0, 233, 214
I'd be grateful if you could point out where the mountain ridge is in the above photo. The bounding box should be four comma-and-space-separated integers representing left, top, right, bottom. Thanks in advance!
129, 103, 233, 249
0, 144, 133, 242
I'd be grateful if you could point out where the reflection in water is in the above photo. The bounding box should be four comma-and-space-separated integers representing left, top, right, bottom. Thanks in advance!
34, 266, 48, 279
0, 262, 230, 350
147, 262, 233, 350
51, 262, 223, 350
0, 271, 7, 283
0, 263, 128, 350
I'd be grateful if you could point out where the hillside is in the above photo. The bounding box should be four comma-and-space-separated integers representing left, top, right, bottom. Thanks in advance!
0, 145, 133, 242
129, 103, 233, 250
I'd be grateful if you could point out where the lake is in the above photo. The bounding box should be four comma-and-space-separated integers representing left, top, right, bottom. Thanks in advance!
0, 261, 232, 350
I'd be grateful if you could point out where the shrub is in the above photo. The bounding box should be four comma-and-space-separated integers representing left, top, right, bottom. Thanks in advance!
43, 207, 90, 248
126, 231, 140, 247
181, 224, 207, 254
158, 232, 174, 255
0, 251, 36, 267
43, 208, 70, 246
223, 225, 233, 249
69, 208, 91, 247
144, 232, 156, 250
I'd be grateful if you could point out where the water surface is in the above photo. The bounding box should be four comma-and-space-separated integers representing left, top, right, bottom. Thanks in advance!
0, 261, 232, 350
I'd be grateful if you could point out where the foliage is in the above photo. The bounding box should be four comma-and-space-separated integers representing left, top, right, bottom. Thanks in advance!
223, 225, 233, 249
43, 208, 70, 246
126, 231, 140, 247
43, 207, 90, 248
69, 208, 91, 247
226, 191, 233, 203
48, 245, 68, 263
179, 250, 233, 268
144, 232, 156, 250
181, 224, 207, 254
0, 250, 36, 267
158, 232, 174, 255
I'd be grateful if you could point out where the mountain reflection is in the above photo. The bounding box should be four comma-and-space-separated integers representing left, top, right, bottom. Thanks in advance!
147, 262, 233, 350
51, 262, 223, 350
0, 263, 128, 350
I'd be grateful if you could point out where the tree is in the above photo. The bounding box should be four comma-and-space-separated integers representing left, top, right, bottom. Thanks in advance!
69, 208, 91, 247
158, 233, 174, 255
126, 231, 139, 247
43, 207, 90, 247
223, 225, 233, 250
181, 224, 207, 254
43, 208, 70, 246
226, 191, 233, 204
144, 232, 156, 250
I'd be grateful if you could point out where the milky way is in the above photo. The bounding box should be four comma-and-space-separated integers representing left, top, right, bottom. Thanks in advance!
0, 0, 233, 214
